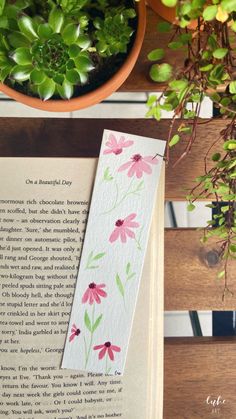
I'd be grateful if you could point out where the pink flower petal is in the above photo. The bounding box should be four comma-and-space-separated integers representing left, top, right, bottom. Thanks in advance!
71, 323, 77, 331
98, 346, 107, 360
124, 221, 139, 228
94, 344, 104, 350
110, 345, 121, 352
139, 161, 152, 174
89, 291, 94, 305
69, 334, 75, 342
103, 149, 113, 155
122, 140, 134, 147
124, 228, 135, 239
82, 288, 90, 304
120, 229, 127, 243
96, 288, 107, 298
127, 163, 138, 177
108, 347, 114, 361
118, 161, 133, 172
108, 134, 117, 147
93, 290, 101, 304
124, 213, 137, 223
109, 227, 120, 243
97, 284, 106, 289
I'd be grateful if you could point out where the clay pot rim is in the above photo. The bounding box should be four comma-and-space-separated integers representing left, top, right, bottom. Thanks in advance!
0, 1, 146, 113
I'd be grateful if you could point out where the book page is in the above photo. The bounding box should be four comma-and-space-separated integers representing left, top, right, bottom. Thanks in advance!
0, 158, 163, 419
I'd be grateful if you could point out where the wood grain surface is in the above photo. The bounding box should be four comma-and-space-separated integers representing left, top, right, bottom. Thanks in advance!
121, 8, 185, 92
164, 337, 236, 419
165, 229, 236, 311
0, 117, 226, 200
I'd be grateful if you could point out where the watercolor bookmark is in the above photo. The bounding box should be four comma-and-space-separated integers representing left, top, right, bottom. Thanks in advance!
62, 129, 166, 375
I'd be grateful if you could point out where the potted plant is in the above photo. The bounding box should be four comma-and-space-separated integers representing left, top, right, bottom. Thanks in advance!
0, 0, 146, 112
147, 0, 236, 299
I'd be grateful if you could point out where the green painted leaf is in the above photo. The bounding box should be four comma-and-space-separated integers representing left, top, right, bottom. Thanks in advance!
92, 252, 106, 261
12, 47, 31, 65
169, 134, 180, 147
49, 7, 64, 33
203, 5, 217, 21
38, 77, 55, 101
126, 262, 131, 275
84, 310, 92, 332
147, 48, 164, 62
18, 15, 38, 41
149, 63, 172, 83
116, 274, 124, 297
213, 48, 228, 59
92, 314, 103, 332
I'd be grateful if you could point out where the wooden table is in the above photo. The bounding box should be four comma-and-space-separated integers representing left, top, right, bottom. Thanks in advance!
0, 7, 235, 418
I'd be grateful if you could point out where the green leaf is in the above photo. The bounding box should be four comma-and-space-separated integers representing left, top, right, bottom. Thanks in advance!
223, 139, 236, 150
187, 203, 196, 211
169, 79, 188, 91
84, 310, 92, 332
203, 5, 217, 21
12, 47, 31, 65
157, 21, 172, 33
116, 274, 124, 297
147, 48, 164, 62
229, 81, 236, 94
62, 23, 79, 45
217, 270, 225, 279
149, 63, 172, 83
38, 77, 55, 101
161, 0, 177, 7
221, 0, 236, 13
49, 7, 64, 33
38, 23, 53, 39
18, 15, 38, 41
57, 79, 73, 99
169, 134, 180, 147
221, 205, 229, 213
30, 68, 45, 85
230, 244, 236, 253
74, 55, 94, 72
69, 44, 81, 58
0, 0, 5, 15
213, 48, 228, 59
66, 69, 80, 84
92, 314, 103, 333
8, 32, 29, 48
147, 95, 157, 107
168, 41, 183, 50
77, 34, 91, 49
200, 64, 213, 72
11, 64, 32, 81
212, 153, 221, 161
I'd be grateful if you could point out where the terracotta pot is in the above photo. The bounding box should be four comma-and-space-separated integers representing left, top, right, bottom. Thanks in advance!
147, 0, 176, 23
0, 1, 146, 112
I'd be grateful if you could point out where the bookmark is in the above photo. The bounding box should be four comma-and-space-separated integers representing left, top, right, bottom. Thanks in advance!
62, 129, 165, 375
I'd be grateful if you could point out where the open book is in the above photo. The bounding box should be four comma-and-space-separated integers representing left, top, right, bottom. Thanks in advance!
0, 157, 164, 419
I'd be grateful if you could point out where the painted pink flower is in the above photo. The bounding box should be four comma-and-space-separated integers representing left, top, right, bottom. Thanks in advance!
93, 341, 121, 361
69, 324, 81, 342
82, 283, 107, 305
109, 213, 139, 243
103, 133, 133, 155
118, 154, 158, 178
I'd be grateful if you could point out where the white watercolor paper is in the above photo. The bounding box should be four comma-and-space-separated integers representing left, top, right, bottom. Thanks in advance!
62, 129, 166, 375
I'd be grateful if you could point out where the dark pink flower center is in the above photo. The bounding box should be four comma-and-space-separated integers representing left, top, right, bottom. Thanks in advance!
75, 329, 80, 336
105, 342, 111, 347
132, 154, 142, 162
115, 219, 124, 227
89, 282, 96, 289
114, 148, 122, 155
